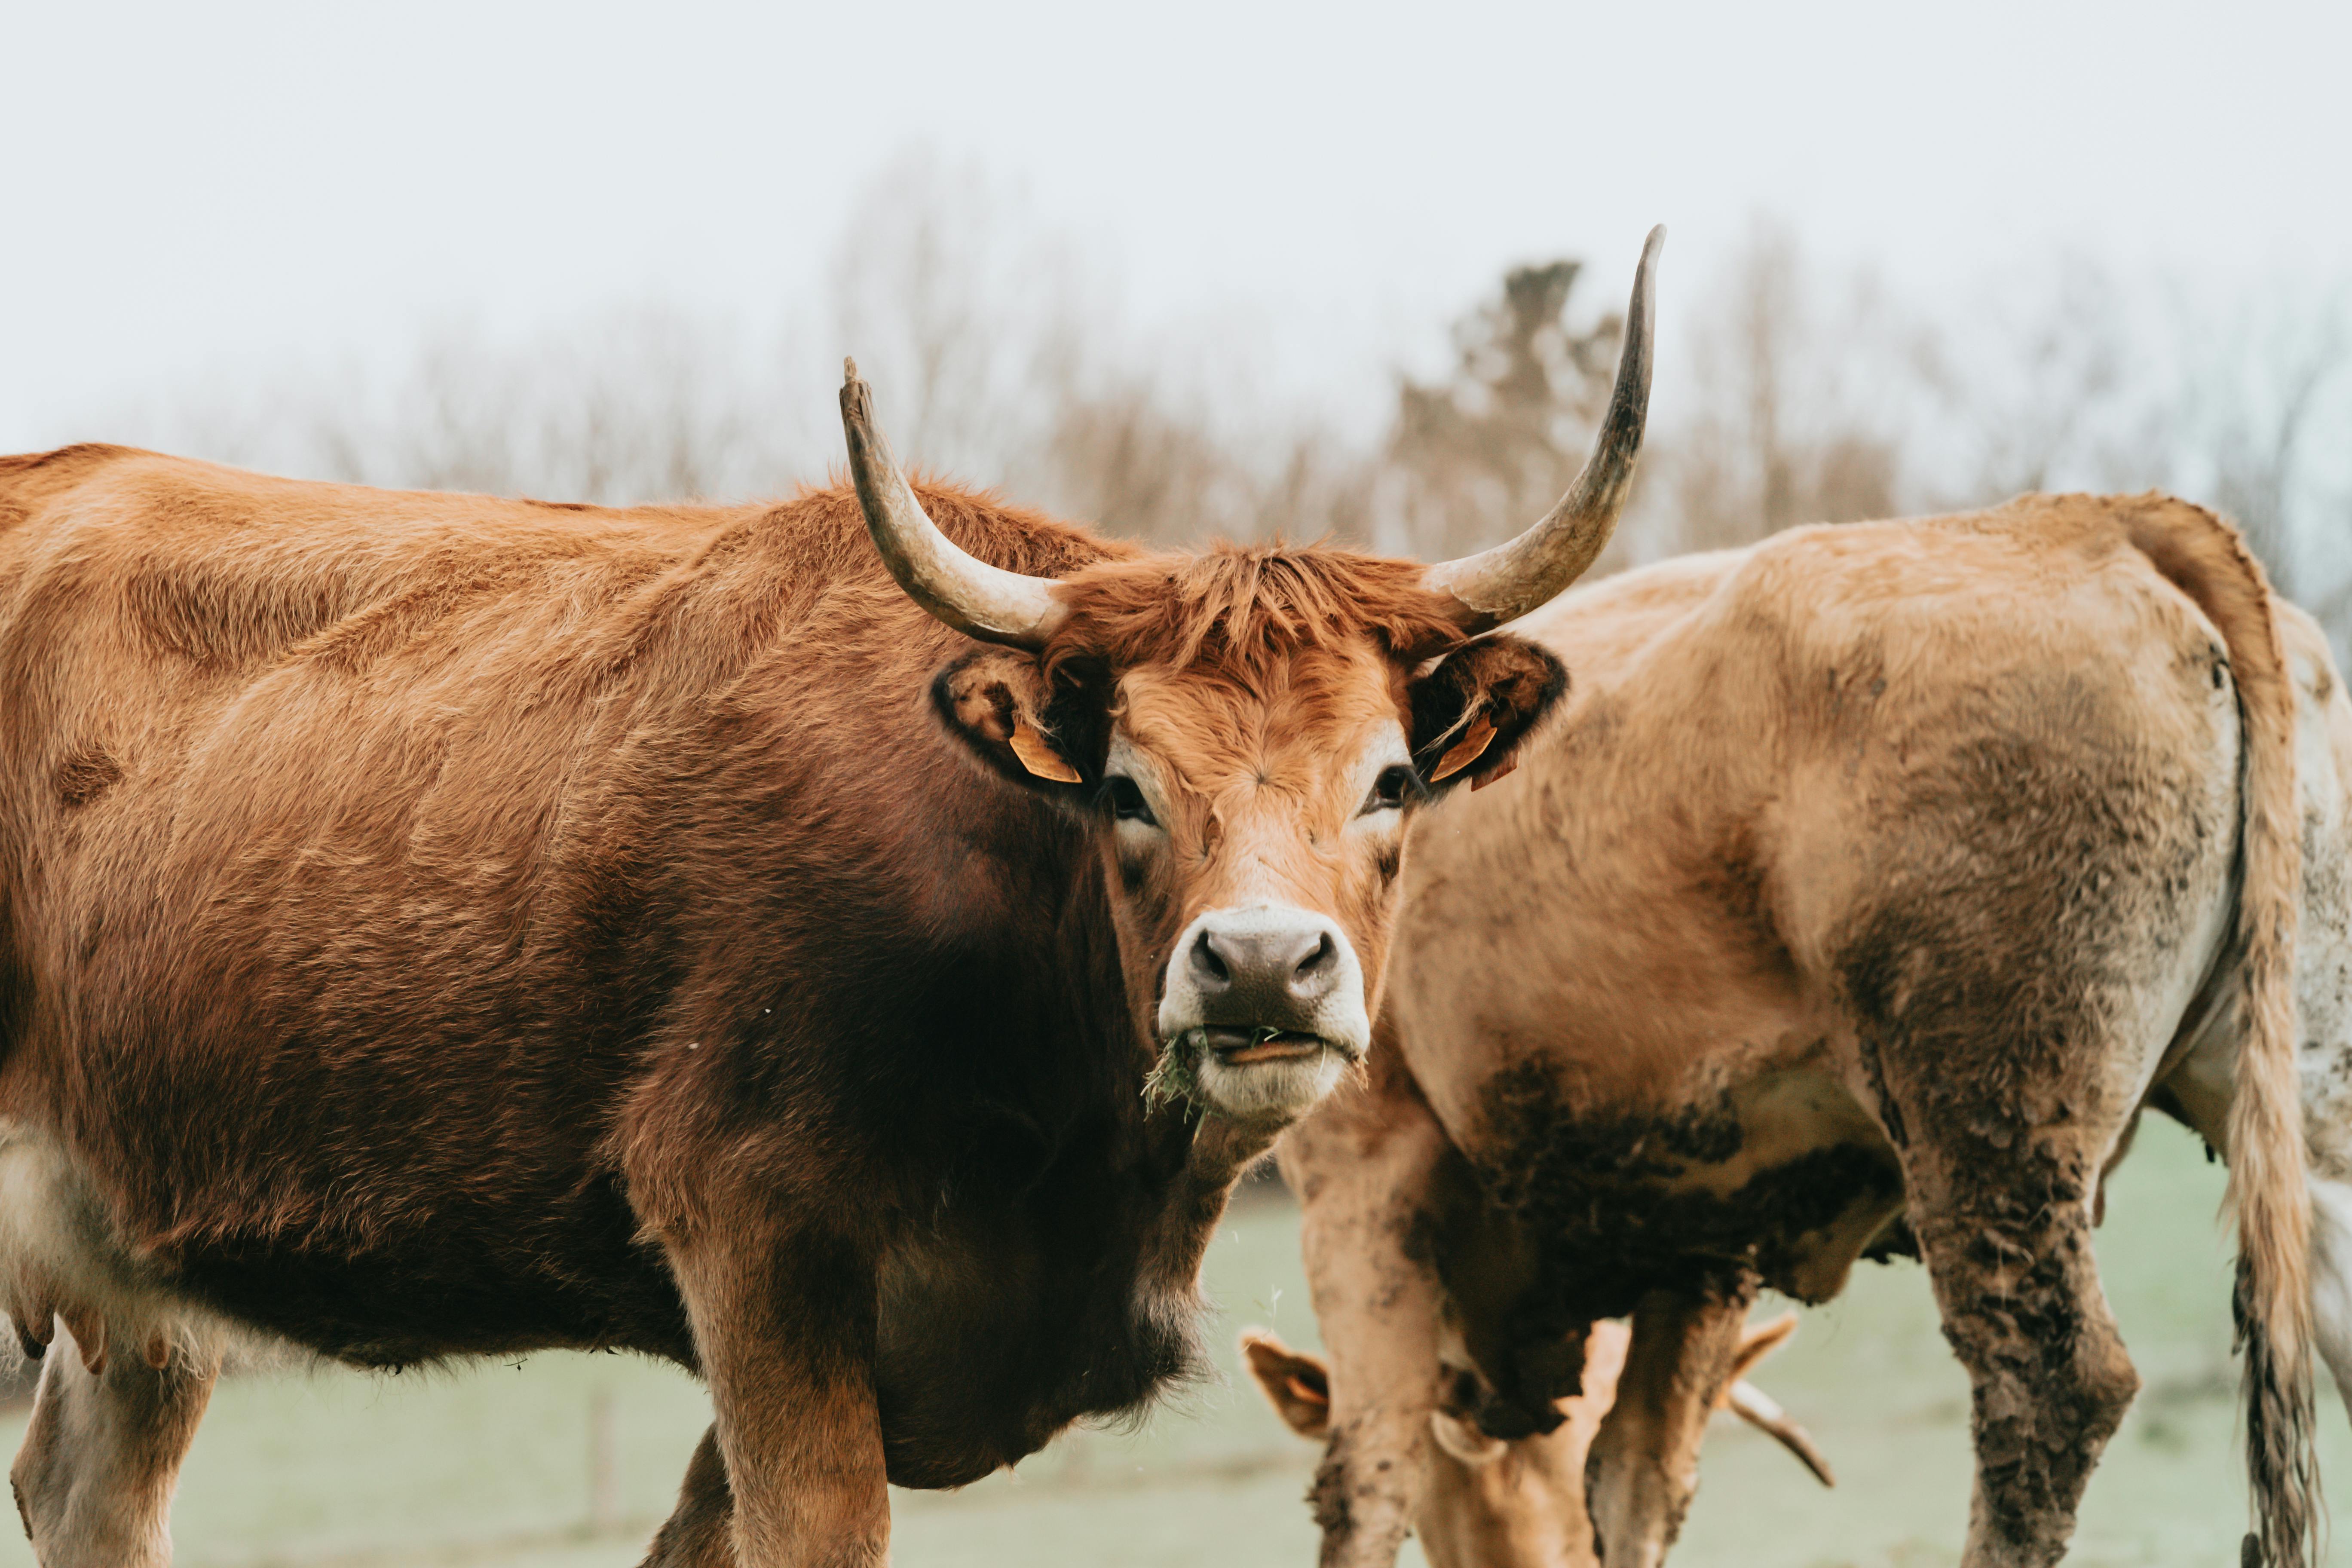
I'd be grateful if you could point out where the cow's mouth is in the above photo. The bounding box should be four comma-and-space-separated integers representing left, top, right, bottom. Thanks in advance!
1198, 1026, 1329, 1066
1148, 1020, 1361, 1121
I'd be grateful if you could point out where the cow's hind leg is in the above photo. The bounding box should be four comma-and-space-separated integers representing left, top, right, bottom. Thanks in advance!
1883, 1095, 2139, 1568
9, 1320, 217, 1568
1847, 920, 2156, 1565
640, 1424, 734, 1568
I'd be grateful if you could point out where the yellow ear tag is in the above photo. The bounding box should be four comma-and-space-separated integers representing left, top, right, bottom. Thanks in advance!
1009, 717, 1082, 784
1428, 712, 1497, 783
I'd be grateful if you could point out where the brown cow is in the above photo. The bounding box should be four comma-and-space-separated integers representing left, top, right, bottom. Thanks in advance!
1243, 1313, 1831, 1567
1283, 496, 2328, 1568
0, 233, 1664, 1567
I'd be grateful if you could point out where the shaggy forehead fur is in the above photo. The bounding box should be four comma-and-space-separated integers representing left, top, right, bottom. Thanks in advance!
1043, 542, 1470, 682
1117, 644, 1403, 796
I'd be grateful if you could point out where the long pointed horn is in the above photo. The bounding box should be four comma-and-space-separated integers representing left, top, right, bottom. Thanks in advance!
1420, 226, 1664, 631
1727, 1380, 1835, 1488
839, 359, 1067, 648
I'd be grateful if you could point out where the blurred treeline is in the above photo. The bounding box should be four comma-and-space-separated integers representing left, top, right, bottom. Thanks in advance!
122, 154, 2352, 655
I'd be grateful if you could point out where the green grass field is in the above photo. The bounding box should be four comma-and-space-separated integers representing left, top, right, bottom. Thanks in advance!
2, 1117, 2342, 1567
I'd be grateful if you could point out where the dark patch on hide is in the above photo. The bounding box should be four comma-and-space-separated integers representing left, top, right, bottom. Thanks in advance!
871, 1121, 1207, 1488
1311, 1427, 1358, 1540
52, 746, 122, 808
1454, 1060, 1900, 1433
1692, 817, 1796, 985
168, 1173, 695, 1368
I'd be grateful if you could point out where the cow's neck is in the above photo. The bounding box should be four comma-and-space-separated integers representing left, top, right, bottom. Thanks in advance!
864, 804, 1267, 1485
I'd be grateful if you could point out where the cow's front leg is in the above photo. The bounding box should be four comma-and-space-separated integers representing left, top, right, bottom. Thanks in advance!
9, 1318, 218, 1568
1582, 1285, 1752, 1568
662, 1225, 888, 1568
1282, 1040, 1460, 1568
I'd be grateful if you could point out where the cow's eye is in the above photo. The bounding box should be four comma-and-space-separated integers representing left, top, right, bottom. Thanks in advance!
1106, 775, 1159, 827
1361, 766, 1421, 815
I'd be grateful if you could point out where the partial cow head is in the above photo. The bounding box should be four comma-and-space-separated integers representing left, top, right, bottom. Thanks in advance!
1242, 1315, 1831, 1568
845, 232, 1663, 1123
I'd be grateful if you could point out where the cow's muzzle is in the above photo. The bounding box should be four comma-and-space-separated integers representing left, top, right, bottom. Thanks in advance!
1155, 904, 1368, 1120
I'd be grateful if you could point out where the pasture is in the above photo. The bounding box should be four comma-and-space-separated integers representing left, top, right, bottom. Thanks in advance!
1, 1117, 2338, 1568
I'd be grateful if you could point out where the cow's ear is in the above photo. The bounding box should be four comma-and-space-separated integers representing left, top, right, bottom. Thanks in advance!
933, 648, 1110, 795
1240, 1329, 1333, 1439
1406, 634, 1567, 795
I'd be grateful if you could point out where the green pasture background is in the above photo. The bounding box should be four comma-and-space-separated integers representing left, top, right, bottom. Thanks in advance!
2, 1118, 2341, 1566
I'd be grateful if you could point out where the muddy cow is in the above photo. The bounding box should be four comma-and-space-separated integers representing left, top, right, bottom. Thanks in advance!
1244, 1313, 1831, 1566
1283, 496, 2328, 1568
0, 232, 1663, 1567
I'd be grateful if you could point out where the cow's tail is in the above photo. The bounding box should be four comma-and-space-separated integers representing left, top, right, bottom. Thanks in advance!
2123, 493, 2318, 1568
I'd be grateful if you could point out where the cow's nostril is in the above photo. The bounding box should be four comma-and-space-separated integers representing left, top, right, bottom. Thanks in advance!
1178, 916, 1349, 1014
1295, 932, 1335, 980
1191, 929, 1233, 988
1285, 928, 1340, 1000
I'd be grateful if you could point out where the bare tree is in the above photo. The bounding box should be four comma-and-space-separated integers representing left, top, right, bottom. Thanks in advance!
2182, 292, 2349, 605
1041, 380, 1253, 543
1373, 260, 1622, 561
85, 175, 2352, 671
824, 149, 1094, 487
1030, 361, 1379, 547
1660, 219, 1912, 555
110, 305, 785, 506
1915, 257, 2150, 503
824, 152, 1372, 548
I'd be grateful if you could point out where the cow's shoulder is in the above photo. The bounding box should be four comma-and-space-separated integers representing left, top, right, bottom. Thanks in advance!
1515, 547, 1752, 677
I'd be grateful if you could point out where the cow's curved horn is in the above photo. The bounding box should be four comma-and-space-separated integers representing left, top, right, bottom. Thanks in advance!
1727, 1380, 1835, 1488
839, 359, 1067, 648
1420, 226, 1664, 631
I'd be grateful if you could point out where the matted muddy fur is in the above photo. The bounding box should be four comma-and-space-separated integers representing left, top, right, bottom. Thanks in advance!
1283, 493, 2326, 1568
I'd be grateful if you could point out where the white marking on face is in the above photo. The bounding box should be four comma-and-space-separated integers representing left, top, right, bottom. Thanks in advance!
1157, 902, 1371, 1120
1116, 720, 1411, 1121
1343, 722, 1414, 839
1103, 732, 1170, 851
1192, 1038, 1352, 1121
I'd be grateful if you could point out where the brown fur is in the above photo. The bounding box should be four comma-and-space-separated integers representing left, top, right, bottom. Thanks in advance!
0, 446, 1569, 1564
1044, 545, 1469, 680
1285, 493, 2323, 1568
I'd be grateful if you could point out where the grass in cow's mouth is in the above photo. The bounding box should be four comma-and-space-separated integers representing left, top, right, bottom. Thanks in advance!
1145, 1027, 1329, 1111
1142, 1029, 1211, 1111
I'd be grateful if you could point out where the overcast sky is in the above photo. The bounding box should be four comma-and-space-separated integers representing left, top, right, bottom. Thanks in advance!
6, 0, 2349, 457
